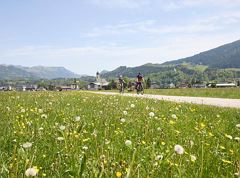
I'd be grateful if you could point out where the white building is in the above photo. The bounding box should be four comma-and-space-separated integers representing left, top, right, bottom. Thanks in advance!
88, 72, 109, 90
216, 83, 236, 88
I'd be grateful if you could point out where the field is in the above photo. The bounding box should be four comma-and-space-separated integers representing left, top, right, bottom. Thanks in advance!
0, 91, 240, 177
110, 88, 240, 99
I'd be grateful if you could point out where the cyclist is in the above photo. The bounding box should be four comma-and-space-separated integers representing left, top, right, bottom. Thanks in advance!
118, 75, 125, 94
136, 73, 144, 94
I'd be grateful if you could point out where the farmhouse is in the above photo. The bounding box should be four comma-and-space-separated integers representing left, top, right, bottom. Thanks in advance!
56, 86, 73, 91
0, 85, 12, 91
25, 85, 37, 91
88, 72, 109, 90
216, 83, 236, 88
192, 84, 206, 88
150, 82, 160, 89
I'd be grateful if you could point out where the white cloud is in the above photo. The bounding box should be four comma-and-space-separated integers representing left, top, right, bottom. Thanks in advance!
84, 11, 240, 38
159, 0, 240, 11
86, 0, 149, 9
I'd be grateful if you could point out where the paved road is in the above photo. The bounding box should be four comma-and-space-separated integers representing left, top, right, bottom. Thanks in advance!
92, 92, 240, 109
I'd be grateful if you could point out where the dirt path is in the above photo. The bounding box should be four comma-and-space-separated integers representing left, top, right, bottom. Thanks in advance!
92, 91, 240, 109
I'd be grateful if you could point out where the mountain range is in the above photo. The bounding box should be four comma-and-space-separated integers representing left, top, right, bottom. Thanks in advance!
102, 39, 240, 84
0, 65, 81, 80
1, 39, 240, 83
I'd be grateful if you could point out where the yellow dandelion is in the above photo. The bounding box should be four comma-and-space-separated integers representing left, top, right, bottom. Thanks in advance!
220, 146, 225, 150
208, 132, 214, 137
142, 140, 146, 145
200, 122, 205, 129
222, 159, 232, 164
116, 171, 122, 177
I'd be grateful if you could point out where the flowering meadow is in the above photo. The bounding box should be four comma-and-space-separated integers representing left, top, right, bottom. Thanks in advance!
0, 91, 240, 177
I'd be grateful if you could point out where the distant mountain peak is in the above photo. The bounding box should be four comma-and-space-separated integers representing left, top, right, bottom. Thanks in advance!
0, 65, 82, 80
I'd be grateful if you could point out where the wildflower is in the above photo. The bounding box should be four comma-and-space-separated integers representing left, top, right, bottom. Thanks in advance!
190, 140, 194, 147
75, 116, 80, 122
41, 114, 47, 119
220, 146, 225, 150
100, 154, 106, 160
236, 124, 240, 128
105, 139, 110, 145
171, 114, 177, 119
222, 159, 232, 164
146, 106, 149, 110
149, 112, 155, 117
21, 108, 26, 113
208, 132, 214, 137
25, 167, 39, 177
123, 111, 128, 115
120, 118, 126, 123
190, 155, 197, 162
116, 171, 122, 177
38, 109, 43, 113
57, 137, 64, 141
22, 142, 33, 149
225, 134, 233, 140
200, 122, 206, 129
155, 155, 163, 161
174, 145, 184, 155
234, 137, 240, 141
59, 125, 66, 131
234, 173, 240, 178
82, 146, 88, 150
125, 140, 132, 147
130, 104, 135, 108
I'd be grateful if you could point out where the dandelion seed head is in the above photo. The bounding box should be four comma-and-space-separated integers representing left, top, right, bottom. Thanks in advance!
171, 114, 177, 119
120, 118, 126, 123
125, 140, 132, 147
149, 112, 155, 117
59, 125, 66, 131
174, 144, 184, 155
22, 142, 32, 149
25, 167, 39, 177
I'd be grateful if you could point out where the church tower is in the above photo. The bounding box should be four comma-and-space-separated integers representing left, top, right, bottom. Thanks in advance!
96, 71, 100, 82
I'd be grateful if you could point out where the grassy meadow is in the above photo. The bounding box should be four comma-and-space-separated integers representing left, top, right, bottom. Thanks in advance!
144, 88, 240, 99
0, 91, 240, 177
106, 88, 240, 99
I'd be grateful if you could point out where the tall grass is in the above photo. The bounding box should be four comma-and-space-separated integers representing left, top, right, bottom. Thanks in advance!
0, 91, 239, 177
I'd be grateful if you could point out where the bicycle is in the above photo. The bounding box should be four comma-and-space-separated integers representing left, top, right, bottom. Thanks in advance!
136, 82, 144, 95
119, 82, 124, 94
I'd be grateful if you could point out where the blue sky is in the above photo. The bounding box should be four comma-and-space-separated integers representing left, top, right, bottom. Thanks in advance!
0, 0, 240, 75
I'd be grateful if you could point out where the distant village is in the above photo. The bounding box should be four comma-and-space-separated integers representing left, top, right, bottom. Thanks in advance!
0, 71, 239, 92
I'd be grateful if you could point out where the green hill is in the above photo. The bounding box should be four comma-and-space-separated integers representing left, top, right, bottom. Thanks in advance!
102, 40, 240, 84
163, 40, 240, 68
